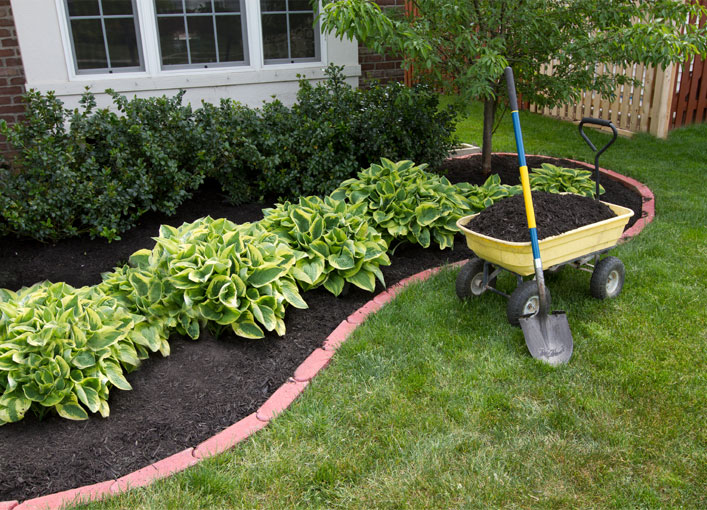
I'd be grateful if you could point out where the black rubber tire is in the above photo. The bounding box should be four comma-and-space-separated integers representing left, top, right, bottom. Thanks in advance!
506, 280, 550, 327
590, 256, 625, 299
456, 258, 496, 299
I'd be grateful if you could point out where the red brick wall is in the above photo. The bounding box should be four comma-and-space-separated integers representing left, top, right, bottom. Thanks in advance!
0, 0, 26, 153
358, 0, 406, 88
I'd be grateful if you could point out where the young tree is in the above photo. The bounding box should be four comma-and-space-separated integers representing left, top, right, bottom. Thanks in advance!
319, 0, 707, 173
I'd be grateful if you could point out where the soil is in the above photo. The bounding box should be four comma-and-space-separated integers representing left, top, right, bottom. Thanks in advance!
0, 154, 644, 503
465, 191, 617, 242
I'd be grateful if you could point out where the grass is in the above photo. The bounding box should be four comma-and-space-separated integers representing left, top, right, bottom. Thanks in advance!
70, 108, 706, 509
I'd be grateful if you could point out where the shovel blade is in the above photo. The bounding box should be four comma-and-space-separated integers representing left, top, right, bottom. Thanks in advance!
519, 311, 573, 365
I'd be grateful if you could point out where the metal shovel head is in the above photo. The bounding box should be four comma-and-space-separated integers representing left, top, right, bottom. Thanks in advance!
519, 311, 573, 365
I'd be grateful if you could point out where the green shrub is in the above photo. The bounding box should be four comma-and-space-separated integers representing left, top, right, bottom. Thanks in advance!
194, 100, 273, 205
0, 89, 204, 242
331, 159, 470, 250
529, 163, 605, 198
105, 217, 308, 340
260, 196, 390, 296
230, 64, 458, 201
0, 282, 162, 424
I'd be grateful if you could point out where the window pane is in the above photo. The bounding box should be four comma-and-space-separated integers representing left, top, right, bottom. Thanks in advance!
185, 0, 212, 13
71, 19, 108, 69
101, 0, 133, 15
289, 0, 313, 11
215, 15, 243, 62
187, 16, 216, 63
214, 0, 239, 13
105, 18, 140, 67
155, 0, 184, 14
68, 0, 100, 17
158, 17, 189, 65
261, 0, 286, 12
289, 13, 315, 59
261, 13, 288, 60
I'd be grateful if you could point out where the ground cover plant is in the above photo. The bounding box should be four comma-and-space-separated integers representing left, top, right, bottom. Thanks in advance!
260, 196, 390, 296
57, 110, 705, 510
331, 159, 518, 251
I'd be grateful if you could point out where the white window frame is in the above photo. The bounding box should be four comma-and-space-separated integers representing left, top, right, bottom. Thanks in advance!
55, 0, 327, 82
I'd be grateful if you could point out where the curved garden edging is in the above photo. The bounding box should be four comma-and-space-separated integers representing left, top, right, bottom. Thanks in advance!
0, 165, 655, 510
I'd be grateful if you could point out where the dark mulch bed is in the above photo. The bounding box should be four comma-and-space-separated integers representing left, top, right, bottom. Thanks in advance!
0, 154, 644, 502
466, 191, 617, 242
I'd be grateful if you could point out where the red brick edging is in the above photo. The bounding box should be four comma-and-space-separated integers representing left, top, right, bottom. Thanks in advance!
2, 165, 654, 510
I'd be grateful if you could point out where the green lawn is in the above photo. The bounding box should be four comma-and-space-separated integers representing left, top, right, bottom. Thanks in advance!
72, 108, 706, 509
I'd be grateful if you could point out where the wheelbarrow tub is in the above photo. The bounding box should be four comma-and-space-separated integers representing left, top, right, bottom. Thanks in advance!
456, 201, 634, 276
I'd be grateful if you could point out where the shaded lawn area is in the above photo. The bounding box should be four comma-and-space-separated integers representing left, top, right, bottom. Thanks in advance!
69, 109, 706, 509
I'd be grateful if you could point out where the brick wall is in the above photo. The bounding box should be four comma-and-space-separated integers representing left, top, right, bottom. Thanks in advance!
0, 0, 26, 153
358, 0, 406, 88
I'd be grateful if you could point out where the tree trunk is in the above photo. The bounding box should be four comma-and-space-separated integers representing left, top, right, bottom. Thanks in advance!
481, 97, 497, 175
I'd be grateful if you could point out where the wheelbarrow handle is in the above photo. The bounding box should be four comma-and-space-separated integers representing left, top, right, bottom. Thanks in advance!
578, 117, 618, 199
578, 117, 618, 153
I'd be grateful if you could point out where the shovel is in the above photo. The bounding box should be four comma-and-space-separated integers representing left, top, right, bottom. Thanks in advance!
504, 67, 573, 365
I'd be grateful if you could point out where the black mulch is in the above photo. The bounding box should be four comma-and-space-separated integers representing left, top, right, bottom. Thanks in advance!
0, 154, 644, 502
465, 192, 617, 242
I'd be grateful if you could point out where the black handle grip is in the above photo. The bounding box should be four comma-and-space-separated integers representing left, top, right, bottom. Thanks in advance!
504, 67, 518, 111
579, 117, 613, 128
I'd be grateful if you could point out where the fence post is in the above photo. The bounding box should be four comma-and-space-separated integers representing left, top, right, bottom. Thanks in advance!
649, 63, 677, 138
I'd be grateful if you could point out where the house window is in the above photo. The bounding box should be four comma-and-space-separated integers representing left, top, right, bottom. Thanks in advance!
65, 0, 143, 73
154, 0, 249, 68
261, 1, 319, 64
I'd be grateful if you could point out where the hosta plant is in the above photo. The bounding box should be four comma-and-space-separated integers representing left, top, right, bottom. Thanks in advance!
0, 282, 157, 425
529, 163, 605, 198
261, 196, 390, 296
123, 217, 308, 340
331, 159, 469, 250
456, 174, 521, 213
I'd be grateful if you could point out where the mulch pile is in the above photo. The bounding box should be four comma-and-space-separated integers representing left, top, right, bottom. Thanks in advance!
465, 191, 617, 242
0, 154, 644, 502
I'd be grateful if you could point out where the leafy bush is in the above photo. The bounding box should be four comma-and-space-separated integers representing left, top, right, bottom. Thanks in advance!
0, 89, 204, 242
260, 196, 390, 296
105, 217, 308, 340
194, 100, 273, 205
332, 159, 470, 250
0, 282, 163, 424
226, 64, 458, 201
529, 163, 605, 198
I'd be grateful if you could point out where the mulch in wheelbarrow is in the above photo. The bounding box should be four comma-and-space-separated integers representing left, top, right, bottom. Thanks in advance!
465, 191, 617, 242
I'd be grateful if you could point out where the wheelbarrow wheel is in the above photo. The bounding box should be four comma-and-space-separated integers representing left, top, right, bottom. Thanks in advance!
507, 280, 551, 327
456, 257, 496, 299
590, 256, 625, 299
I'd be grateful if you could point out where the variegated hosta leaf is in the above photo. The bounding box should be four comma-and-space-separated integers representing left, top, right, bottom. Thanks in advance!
261, 196, 390, 296
0, 282, 143, 425
529, 163, 604, 198
331, 158, 473, 250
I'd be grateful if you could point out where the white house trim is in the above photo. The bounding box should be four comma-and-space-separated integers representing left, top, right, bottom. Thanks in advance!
13, 0, 359, 109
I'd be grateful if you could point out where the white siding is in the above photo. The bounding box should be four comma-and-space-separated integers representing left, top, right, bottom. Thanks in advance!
11, 0, 360, 109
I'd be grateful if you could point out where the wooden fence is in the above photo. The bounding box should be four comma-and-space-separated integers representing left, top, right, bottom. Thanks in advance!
526, 0, 707, 138
525, 63, 677, 138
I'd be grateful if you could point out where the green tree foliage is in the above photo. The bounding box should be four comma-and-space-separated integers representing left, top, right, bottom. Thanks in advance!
319, 0, 707, 172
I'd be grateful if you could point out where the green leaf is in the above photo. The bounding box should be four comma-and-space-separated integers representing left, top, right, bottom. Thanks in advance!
250, 265, 287, 287
279, 279, 308, 309
56, 396, 89, 421
348, 269, 376, 292
232, 319, 265, 339
323, 273, 346, 296
415, 203, 442, 226
102, 360, 132, 391
328, 251, 355, 271
87, 327, 123, 350
72, 351, 96, 369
